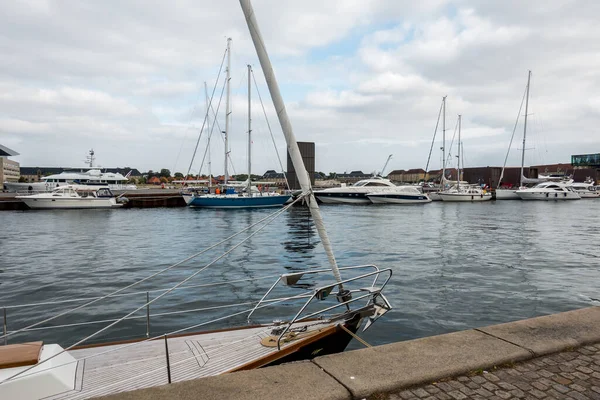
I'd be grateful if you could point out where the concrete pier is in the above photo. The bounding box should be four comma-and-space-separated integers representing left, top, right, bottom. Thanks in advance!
96, 306, 600, 400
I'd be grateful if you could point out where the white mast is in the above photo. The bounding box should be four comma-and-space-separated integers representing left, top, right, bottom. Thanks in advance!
441, 96, 446, 188
520, 70, 531, 188
239, 0, 345, 290
247, 64, 252, 195
205, 81, 212, 190
457, 115, 461, 191
224, 38, 232, 185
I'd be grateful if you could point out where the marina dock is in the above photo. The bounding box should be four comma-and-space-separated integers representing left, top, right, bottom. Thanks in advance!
97, 306, 600, 400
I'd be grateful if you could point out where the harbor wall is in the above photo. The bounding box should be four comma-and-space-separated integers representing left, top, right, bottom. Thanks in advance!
96, 306, 600, 400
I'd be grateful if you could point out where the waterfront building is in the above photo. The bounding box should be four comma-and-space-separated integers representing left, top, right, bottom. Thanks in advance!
0, 144, 20, 184
261, 170, 286, 187
387, 168, 426, 183
286, 142, 315, 189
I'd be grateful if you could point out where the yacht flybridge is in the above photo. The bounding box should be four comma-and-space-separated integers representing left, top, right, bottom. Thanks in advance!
0, 2, 392, 399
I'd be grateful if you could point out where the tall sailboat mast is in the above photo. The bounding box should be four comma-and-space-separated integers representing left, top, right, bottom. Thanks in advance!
205, 81, 212, 190
520, 70, 531, 188
247, 64, 252, 195
457, 114, 461, 191
224, 38, 232, 185
239, 0, 345, 291
441, 96, 447, 187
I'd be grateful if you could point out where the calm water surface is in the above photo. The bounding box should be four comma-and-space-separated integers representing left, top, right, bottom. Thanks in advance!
0, 201, 598, 349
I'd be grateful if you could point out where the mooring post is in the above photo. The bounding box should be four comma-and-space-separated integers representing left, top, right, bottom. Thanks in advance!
164, 335, 172, 384
3, 308, 7, 346
146, 292, 150, 338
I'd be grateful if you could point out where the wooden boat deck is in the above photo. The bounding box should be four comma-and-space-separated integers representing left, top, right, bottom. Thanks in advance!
43, 321, 335, 399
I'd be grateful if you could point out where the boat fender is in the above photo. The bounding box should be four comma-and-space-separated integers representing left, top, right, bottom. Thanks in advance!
471, 195, 474, 200
555, 193, 558, 198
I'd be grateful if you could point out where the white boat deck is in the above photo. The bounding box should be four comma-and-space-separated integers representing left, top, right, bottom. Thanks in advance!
43, 321, 333, 399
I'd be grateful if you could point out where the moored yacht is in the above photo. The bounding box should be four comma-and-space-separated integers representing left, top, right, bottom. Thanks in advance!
568, 182, 599, 199
314, 176, 397, 204
515, 182, 581, 200
15, 185, 125, 209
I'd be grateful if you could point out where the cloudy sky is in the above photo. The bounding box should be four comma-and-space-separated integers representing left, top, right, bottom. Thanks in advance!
1, 0, 599, 176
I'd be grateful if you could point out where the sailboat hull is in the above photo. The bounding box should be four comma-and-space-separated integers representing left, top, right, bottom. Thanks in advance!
439, 193, 493, 202
187, 194, 291, 208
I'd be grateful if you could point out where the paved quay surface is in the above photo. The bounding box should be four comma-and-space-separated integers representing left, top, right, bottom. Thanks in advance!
374, 343, 600, 400
97, 306, 600, 400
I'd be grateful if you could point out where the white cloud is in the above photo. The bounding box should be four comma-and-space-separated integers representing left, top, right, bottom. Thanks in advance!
0, 0, 598, 175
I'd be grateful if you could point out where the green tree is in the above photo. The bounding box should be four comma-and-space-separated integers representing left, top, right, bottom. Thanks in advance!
174, 172, 184, 178
159, 169, 171, 178
146, 170, 155, 179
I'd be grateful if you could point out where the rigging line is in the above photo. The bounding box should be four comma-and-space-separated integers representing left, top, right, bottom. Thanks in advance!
9, 294, 313, 333
498, 83, 528, 188
425, 98, 444, 175
251, 68, 290, 190
2, 287, 313, 384
185, 45, 228, 178
445, 117, 460, 169
197, 73, 228, 177
0, 193, 310, 383
0, 193, 308, 342
172, 86, 205, 176
1, 274, 282, 309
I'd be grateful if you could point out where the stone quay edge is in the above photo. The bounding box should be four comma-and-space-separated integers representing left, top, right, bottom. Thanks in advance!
95, 306, 600, 400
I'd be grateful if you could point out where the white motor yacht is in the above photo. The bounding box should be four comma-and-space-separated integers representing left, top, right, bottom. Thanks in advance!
314, 176, 397, 204
367, 186, 431, 204
16, 185, 125, 209
438, 186, 493, 202
515, 182, 581, 200
568, 182, 599, 199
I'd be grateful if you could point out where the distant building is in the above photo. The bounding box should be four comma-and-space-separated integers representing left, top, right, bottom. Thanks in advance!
261, 170, 287, 187
0, 144, 20, 184
336, 170, 371, 184
286, 142, 315, 190
387, 168, 426, 183
571, 153, 600, 168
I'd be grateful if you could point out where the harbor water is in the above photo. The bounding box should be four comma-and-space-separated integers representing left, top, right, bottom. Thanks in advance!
0, 201, 598, 349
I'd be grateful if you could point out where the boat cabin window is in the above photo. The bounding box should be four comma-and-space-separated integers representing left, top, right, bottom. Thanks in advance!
364, 182, 391, 187
96, 188, 113, 197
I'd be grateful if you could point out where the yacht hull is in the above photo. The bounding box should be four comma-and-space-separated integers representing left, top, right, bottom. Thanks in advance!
367, 193, 431, 204
494, 189, 521, 200
187, 194, 291, 208
314, 193, 371, 204
516, 192, 580, 200
439, 193, 492, 202
17, 198, 122, 209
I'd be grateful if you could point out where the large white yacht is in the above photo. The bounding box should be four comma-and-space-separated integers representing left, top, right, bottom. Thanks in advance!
314, 176, 397, 204
15, 185, 125, 209
569, 182, 599, 198
4, 169, 136, 192
516, 182, 581, 200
